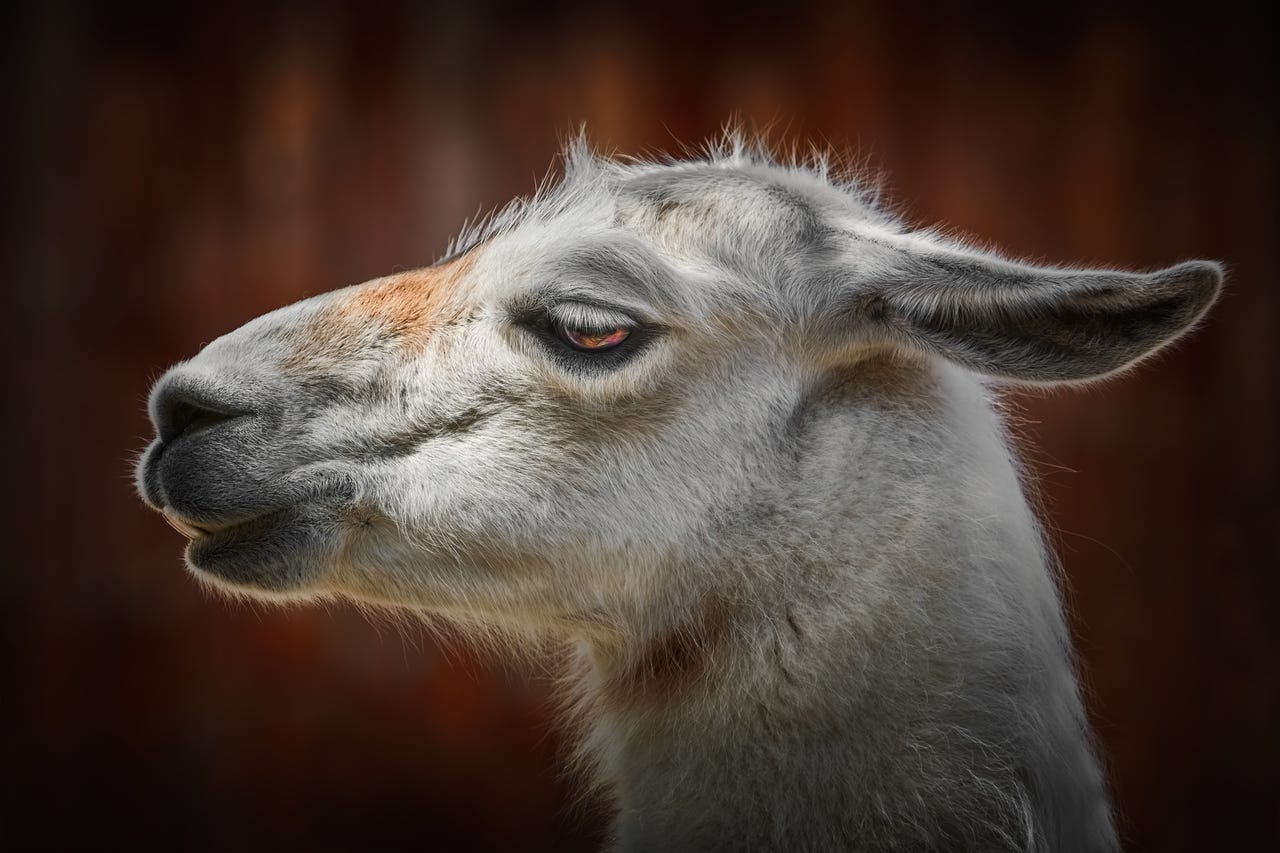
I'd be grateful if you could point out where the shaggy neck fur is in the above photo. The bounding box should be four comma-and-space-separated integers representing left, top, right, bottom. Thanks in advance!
571, 358, 1116, 852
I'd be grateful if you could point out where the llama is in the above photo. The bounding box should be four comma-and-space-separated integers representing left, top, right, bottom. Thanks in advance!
136, 136, 1222, 851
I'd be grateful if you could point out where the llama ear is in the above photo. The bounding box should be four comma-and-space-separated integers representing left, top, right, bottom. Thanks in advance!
849, 245, 1224, 383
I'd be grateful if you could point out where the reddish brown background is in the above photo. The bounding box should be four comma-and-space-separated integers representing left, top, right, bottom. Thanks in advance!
3, 2, 1276, 850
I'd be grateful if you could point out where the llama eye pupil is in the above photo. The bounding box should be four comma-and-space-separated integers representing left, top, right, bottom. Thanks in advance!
560, 324, 630, 351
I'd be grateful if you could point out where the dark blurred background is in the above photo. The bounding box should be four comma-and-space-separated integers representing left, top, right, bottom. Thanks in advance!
2, 1, 1275, 850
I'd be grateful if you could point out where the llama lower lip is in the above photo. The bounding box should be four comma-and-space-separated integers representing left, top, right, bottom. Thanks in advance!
181, 503, 340, 593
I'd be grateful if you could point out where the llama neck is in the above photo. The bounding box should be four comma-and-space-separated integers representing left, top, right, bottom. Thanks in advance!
573, 361, 1116, 852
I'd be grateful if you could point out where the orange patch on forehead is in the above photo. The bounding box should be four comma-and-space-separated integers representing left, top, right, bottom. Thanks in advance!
284, 252, 477, 370
341, 253, 475, 340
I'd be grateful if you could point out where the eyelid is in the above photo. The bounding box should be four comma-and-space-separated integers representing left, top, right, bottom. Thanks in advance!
546, 301, 637, 331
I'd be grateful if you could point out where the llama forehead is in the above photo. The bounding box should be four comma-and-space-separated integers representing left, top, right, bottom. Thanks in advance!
623, 158, 891, 237
623, 166, 829, 232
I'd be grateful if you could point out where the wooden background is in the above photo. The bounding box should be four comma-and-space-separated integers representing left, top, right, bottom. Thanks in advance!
3, 2, 1275, 849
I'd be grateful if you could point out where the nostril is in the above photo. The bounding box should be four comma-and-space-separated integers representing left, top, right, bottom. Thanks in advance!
155, 386, 251, 445
165, 399, 231, 442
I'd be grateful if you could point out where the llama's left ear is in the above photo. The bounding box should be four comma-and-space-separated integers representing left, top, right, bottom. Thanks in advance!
839, 243, 1223, 383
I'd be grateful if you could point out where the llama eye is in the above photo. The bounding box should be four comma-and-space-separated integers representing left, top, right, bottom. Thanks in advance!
555, 323, 631, 352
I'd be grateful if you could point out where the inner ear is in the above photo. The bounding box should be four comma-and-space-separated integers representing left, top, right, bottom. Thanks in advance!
860, 249, 1223, 384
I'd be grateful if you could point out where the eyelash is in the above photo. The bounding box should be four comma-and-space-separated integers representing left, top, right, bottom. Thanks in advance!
553, 319, 632, 352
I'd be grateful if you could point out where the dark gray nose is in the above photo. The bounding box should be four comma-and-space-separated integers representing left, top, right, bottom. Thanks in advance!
153, 381, 253, 445
138, 372, 268, 514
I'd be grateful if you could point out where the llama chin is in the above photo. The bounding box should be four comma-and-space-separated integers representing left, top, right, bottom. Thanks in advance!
137, 132, 1221, 852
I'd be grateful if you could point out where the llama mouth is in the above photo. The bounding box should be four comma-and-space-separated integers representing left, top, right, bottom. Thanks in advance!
160, 507, 269, 541
166, 507, 293, 546
145, 466, 357, 592
162, 509, 215, 540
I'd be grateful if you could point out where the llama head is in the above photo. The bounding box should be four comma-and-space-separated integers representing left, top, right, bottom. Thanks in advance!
136, 138, 1221, 627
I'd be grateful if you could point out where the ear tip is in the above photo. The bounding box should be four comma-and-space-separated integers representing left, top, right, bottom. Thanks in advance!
1175, 258, 1226, 282
1159, 259, 1226, 310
